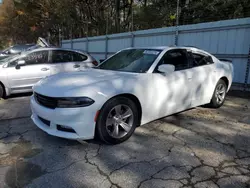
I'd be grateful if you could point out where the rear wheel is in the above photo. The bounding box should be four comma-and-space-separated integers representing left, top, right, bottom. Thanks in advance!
209, 79, 227, 108
96, 97, 139, 144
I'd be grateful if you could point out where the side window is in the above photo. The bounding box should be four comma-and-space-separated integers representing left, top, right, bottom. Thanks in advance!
52, 50, 73, 63
156, 49, 189, 71
23, 51, 49, 65
191, 53, 213, 67
72, 52, 87, 62
8, 51, 48, 67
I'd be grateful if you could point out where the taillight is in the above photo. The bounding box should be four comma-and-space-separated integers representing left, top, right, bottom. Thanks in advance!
92, 61, 98, 66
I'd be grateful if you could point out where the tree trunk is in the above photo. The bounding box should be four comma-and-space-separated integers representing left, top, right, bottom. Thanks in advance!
115, 0, 120, 32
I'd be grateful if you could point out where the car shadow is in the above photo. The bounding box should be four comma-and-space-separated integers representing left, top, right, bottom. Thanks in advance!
6, 92, 33, 99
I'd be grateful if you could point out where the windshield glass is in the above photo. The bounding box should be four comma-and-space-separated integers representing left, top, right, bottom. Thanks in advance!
0, 53, 25, 65
98, 49, 161, 73
1, 46, 12, 54
0, 60, 6, 65
0, 54, 21, 65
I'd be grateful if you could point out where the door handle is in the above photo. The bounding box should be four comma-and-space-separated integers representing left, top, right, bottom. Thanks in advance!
188, 77, 192, 80
73, 64, 80, 68
41, 68, 49, 71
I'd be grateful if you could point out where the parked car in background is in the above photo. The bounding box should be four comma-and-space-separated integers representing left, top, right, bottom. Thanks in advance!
0, 48, 98, 98
31, 46, 234, 144
0, 37, 51, 61
0, 44, 36, 60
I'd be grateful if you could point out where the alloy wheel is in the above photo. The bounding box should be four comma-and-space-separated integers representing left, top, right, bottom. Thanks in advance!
105, 104, 134, 139
215, 83, 226, 104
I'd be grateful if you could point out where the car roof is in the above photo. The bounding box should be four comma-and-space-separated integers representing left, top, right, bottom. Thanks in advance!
29, 46, 211, 58
14, 44, 35, 47
126, 46, 170, 50
125, 46, 212, 56
27, 47, 88, 54
11, 44, 35, 50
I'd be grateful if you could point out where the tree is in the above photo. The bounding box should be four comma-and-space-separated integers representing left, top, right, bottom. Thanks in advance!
0, 0, 249, 48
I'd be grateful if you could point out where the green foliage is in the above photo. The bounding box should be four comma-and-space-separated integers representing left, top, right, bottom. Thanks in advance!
0, 0, 249, 46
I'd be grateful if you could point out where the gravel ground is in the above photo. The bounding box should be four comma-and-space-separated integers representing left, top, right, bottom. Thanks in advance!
0, 92, 250, 188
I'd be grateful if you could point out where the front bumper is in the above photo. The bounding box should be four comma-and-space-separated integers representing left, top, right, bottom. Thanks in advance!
30, 95, 96, 140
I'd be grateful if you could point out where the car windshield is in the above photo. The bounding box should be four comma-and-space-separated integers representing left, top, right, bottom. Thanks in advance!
1, 46, 12, 54
0, 60, 6, 65
97, 49, 162, 73
0, 54, 21, 64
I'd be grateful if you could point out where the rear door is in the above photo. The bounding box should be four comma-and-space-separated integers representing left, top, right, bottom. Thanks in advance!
51, 50, 89, 72
188, 51, 217, 107
6, 50, 51, 92
47, 50, 63, 75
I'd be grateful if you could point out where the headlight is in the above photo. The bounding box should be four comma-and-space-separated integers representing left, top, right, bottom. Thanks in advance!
57, 97, 95, 108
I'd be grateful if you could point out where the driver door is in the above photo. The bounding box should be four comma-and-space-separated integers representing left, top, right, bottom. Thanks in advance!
6, 50, 51, 93
151, 49, 193, 117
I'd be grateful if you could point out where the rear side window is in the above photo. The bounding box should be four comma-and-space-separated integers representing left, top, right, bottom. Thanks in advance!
72, 52, 87, 62
192, 53, 213, 67
52, 50, 88, 63
52, 50, 73, 63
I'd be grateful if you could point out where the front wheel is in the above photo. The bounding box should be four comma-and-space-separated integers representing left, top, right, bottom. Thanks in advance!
209, 79, 227, 108
0, 85, 4, 99
96, 97, 139, 144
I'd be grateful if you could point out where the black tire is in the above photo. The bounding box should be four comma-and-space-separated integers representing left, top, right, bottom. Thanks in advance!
209, 79, 227, 108
0, 84, 4, 99
96, 97, 139, 144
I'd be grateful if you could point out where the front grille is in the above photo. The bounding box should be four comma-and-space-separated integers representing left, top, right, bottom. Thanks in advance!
38, 116, 50, 126
35, 93, 57, 109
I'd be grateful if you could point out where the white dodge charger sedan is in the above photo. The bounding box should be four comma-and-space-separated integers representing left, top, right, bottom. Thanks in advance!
31, 46, 233, 144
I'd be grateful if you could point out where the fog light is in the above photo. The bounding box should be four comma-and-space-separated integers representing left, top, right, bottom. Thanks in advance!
59, 125, 71, 129
57, 125, 76, 133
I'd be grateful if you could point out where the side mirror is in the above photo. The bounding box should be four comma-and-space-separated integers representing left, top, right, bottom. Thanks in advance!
99, 59, 105, 63
15, 60, 25, 69
17, 60, 26, 65
158, 64, 175, 74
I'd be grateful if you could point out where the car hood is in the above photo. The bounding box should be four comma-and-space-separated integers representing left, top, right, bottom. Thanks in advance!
33, 69, 139, 97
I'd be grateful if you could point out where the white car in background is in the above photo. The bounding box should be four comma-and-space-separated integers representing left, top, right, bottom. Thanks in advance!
0, 48, 98, 98
31, 46, 233, 144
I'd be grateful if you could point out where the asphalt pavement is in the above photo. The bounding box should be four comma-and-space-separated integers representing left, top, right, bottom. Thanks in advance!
0, 92, 250, 188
